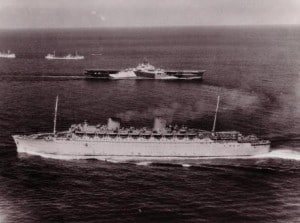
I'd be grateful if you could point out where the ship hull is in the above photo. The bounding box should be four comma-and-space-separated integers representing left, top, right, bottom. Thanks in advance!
13, 136, 270, 160
134, 70, 156, 79
0, 55, 15, 58
45, 57, 84, 60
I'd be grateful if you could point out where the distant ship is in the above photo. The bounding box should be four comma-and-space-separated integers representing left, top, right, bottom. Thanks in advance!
45, 51, 84, 60
0, 50, 16, 58
85, 60, 205, 80
12, 96, 270, 160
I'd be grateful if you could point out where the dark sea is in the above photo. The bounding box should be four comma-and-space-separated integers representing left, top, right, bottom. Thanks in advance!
0, 26, 299, 222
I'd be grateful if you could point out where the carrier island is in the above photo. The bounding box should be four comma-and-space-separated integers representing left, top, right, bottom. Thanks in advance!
12, 96, 270, 160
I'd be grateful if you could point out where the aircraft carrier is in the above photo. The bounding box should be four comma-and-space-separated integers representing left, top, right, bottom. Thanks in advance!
12, 97, 270, 160
85, 61, 205, 80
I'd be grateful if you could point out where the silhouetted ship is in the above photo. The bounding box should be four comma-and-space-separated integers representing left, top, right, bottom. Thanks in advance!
12, 96, 270, 160
45, 51, 84, 60
85, 61, 205, 80
0, 50, 16, 58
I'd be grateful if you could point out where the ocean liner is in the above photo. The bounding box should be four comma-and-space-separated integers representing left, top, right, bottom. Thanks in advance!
12, 97, 270, 160
85, 61, 205, 80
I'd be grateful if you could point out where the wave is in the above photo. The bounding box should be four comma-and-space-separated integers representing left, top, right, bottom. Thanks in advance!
136, 161, 152, 166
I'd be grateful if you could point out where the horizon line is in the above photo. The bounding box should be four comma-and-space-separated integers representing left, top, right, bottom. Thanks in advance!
0, 23, 299, 31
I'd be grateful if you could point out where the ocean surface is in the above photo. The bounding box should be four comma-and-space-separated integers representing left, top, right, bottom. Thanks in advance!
0, 26, 299, 222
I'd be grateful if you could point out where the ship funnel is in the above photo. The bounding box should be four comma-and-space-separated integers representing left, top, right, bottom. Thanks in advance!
107, 118, 121, 131
153, 117, 167, 132
143, 57, 149, 65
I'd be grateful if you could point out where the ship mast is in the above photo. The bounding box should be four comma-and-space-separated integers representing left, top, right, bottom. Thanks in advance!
212, 96, 220, 132
53, 96, 59, 135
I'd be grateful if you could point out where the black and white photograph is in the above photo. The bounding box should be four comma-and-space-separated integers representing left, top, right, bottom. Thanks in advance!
0, 0, 299, 222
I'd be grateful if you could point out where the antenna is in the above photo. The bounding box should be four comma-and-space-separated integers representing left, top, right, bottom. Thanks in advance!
212, 96, 220, 132
53, 96, 59, 135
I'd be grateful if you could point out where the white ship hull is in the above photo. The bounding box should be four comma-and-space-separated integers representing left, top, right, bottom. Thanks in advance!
45, 56, 84, 60
0, 54, 15, 58
13, 135, 270, 160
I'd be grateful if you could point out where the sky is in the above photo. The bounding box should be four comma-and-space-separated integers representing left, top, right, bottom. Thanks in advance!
0, 0, 300, 29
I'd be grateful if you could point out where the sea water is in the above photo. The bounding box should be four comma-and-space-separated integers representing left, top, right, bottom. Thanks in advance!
0, 26, 299, 222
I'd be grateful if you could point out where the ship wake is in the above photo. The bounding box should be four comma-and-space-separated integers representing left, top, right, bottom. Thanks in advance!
252, 149, 300, 161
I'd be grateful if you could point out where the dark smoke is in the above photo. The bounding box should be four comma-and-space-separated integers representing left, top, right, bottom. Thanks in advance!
116, 89, 262, 123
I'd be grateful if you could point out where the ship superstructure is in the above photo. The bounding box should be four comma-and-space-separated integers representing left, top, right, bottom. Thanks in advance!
45, 51, 84, 60
133, 61, 173, 79
0, 50, 16, 58
12, 97, 270, 160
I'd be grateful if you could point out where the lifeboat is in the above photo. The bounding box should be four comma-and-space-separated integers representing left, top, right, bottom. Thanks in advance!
164, 134, 173, 139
